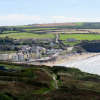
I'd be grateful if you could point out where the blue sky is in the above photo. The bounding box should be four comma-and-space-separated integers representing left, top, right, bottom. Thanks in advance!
0, 0, 100, 26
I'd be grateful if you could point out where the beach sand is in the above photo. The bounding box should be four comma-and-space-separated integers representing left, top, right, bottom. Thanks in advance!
43, 53, 100, 67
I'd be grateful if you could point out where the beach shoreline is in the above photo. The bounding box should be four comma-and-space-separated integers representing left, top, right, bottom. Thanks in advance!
43, 53, 100, 67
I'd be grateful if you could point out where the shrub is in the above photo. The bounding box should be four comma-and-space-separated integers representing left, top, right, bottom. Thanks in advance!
0, 93, 13, 100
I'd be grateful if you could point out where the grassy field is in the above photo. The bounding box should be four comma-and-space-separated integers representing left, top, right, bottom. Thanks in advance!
78, 29, 100, 33
8, 25, 34, 28
0, 32, 55, 39
0, 64, 21, 69
59, 34, 100, 40
0, 51, 17, 54
75, 22, 84, 26
33, 29, 89, 34
3, 31, 19, 33
61, 41, 81, 46
53, 31, 89, 34
23, 28, 58, 31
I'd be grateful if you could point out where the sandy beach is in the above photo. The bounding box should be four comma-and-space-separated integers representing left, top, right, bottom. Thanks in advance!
43, 53, 100, 67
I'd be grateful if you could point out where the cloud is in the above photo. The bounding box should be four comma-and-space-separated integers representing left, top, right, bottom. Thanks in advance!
51, 15, 89, 22
0, 14, 44, 26
0, 14, 100, 26
0, 14, 42, 21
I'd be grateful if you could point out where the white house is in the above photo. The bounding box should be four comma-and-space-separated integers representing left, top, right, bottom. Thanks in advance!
17, 53, 24, 61
10, 53, 18, 61
0, 54, 9, 61
47, 49, 55, 55
67, 38, 76, 42
50, 42, 55, 46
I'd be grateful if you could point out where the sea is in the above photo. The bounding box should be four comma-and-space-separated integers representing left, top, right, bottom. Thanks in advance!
57, 54, 100, 75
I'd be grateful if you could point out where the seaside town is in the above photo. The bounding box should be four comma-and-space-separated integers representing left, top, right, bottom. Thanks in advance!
2, 0, 100, 99
0, 43, 100, 67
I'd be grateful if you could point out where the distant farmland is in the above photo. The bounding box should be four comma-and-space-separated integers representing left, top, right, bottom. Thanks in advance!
0, 32, 54, 39
23, 28, 58, 31
78, 29, 100, 33
30, 29, 89, 34
59, 34, 100, 40
33, 23, 77, 27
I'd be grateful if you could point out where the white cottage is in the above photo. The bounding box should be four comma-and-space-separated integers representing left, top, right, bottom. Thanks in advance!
0, 54, 9, 61
47, 49, 55, 55
17, 53, 24, 61
11, 53, 18, 61
50, 42, 55, 46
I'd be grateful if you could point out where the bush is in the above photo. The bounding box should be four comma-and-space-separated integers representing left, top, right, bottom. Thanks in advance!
0, 93, 13, 100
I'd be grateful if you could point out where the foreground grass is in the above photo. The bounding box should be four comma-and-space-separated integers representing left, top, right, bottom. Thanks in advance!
0, 64, 21, 69
0, 32, 54, 39
59, 34, 100, 40
1, 63, 100, 99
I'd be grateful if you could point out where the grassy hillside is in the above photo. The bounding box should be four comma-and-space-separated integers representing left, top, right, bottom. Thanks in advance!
1, 62, 100, 99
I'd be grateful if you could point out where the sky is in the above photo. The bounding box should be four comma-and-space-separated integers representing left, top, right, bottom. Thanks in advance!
1, 0, 100, 26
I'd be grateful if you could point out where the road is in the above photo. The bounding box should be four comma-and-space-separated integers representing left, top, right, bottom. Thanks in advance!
67, 47, 73, 51
55, 34, 59, 43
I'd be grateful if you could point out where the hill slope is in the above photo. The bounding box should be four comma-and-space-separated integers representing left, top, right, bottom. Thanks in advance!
0, 62, 100, 99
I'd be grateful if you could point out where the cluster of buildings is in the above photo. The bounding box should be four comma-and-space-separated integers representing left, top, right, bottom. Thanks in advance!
0, 45, 46, 62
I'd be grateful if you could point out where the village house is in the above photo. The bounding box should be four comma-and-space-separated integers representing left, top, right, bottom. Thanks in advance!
9, 53, 19, 61
18, 50, 30, 60
20, 45, 31, 50
47, 49, 55, 55
50, 42, 55, 46
0, 45, 46, 62
17, 53, 24, 61
66, 38, 76, 42
32, 38, 38, 41
0, 54, 9, 61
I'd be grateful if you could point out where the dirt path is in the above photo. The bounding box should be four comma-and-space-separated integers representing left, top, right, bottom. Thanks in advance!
53, 75, 58, 89
43, 74, 58, 94
55, 34, 59, 43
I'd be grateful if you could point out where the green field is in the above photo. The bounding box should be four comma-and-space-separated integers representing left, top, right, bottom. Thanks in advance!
23, 28, 58, 31
8, 25, 34, 28
75, 22, 84, 26
0, 32, 54, 39
62, 41, 81, 46
0, 51, 17, 54
3, 31, 18, 33
59, 34, 100, 40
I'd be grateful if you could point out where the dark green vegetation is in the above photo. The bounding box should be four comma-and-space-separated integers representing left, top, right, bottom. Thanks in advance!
80, 40, 100, 52
1, 62, 100, 99
57, 22, 100, 29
